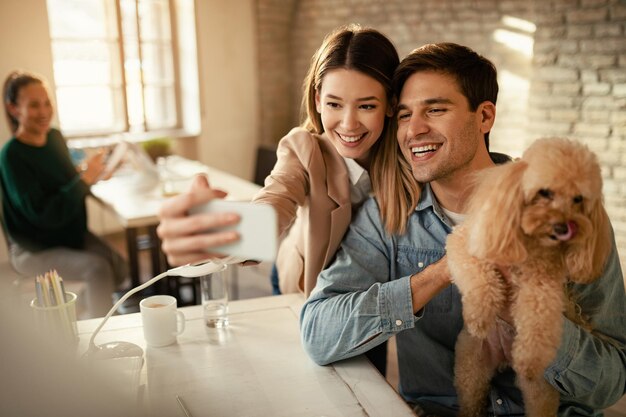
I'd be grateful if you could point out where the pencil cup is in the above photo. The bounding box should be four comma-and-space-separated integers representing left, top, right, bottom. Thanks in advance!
200, 264, 229, 328
30, 292, 78, 345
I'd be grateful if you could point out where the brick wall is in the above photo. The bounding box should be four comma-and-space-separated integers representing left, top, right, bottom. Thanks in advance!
256, 0, 626, 272
256, 0, 298, 148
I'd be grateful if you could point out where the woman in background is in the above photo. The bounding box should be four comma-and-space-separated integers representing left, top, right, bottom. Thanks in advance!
158, 24, 407, 375
1, 71, 127, 317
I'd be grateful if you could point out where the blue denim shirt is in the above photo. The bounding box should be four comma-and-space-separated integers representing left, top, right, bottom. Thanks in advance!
300, 184, 626, 416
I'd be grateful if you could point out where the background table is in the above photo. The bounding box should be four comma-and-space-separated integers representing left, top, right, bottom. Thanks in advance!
77, 294, 416, 417
90, 155, 262, 290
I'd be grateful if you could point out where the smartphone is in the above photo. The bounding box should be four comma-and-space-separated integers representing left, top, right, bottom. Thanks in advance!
189, 200, 278, 262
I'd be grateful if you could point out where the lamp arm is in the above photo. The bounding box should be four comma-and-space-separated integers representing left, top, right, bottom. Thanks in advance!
87, 270, 170, 351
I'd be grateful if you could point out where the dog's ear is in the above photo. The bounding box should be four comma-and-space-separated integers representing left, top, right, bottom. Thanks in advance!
566, 199, 612, 283
467, 160, 528, 264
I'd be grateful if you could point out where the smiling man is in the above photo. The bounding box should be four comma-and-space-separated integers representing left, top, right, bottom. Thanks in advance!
300, 43, 626, 416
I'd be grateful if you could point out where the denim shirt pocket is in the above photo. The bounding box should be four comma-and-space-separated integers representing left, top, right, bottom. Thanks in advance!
396, 245, 452, 313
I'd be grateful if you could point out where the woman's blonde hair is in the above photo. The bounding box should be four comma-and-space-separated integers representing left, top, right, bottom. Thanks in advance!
370, 122, 420, 235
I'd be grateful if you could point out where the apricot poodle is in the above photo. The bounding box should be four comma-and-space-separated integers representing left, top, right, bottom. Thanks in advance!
446, 137, 611, 417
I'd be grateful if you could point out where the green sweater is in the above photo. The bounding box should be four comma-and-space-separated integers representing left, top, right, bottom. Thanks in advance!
0, 129, 89, 250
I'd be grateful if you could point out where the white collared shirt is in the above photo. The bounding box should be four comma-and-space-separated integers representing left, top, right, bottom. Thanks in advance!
342, 157, 372, 211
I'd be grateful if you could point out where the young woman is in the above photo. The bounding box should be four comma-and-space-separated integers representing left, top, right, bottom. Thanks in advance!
1, 71, 127, 317
158, 24, 401, 374
158, 24, 400, 294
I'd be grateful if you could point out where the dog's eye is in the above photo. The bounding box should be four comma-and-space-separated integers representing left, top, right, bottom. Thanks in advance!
538, 189, 554, 199
573, 195, 583, 204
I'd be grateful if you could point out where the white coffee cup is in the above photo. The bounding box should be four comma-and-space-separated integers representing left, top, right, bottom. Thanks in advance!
140, 295, 185, 347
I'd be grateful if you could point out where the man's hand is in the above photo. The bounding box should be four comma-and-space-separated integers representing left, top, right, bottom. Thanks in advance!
157, 174, 241, 266
409, 256, 452, 314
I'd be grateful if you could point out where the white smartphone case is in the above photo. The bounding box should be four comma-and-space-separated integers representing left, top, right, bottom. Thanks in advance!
189, 200, 278, 262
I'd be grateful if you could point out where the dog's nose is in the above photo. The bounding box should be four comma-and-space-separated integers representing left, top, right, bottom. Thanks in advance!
553, 223, 569, 236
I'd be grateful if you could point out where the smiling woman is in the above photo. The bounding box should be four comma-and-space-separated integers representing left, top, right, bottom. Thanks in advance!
0, 71, 128, 318
314, 68, 390, 168
156, 24, 400, 376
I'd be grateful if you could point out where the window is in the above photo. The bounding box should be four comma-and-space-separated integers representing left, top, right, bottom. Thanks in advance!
47, 0, 198, 137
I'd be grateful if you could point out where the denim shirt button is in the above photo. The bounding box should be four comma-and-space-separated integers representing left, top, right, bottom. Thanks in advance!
418, 262, 424, 268
496, 398, 503, 405
395, 319, 403, 326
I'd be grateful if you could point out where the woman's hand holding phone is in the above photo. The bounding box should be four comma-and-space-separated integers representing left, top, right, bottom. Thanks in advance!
157, 174, 241, 266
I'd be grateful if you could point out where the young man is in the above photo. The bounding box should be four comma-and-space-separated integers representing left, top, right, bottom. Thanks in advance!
300, 43, 626, 416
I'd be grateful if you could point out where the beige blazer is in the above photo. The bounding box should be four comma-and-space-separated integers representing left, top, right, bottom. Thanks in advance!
252, 127, 352, 296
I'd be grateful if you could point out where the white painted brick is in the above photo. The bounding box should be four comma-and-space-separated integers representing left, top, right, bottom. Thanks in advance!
561, 39, 581, 53
550, 108, 580, 122
566, 25, 593, 38
615, 125, 626, 136
581, 0, 609, 7
602, 181, 620, 195
533, 13, 566, 25
613, 83, 626, 97
535, 53, 558, 66
533, 39, 557, 53
612, 111, 626, 123
576, 135, 609, 151
597, 149, 622, 164
613, 166, 626, 180
599, 69, 626, 83
581, 38, 626, 53
535, 26, 567, 39
567, 7, 608, 23
610, 4, 626, 20
553, 82, 582, 95
554, 0, 580, 10
530, 81, 552, 94
529, 95, 576, 108
534, 66, 579, 82
574, 123, 611, 137
586, 54, 619, 68
581, 69, 599, 83
583, 82, 612, 95
584, 109, 613, 123
529, 120, 573, 135
582, 96, 616, 109
594, 22, 623, 37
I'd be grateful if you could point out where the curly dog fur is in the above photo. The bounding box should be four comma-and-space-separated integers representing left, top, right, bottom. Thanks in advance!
446, 138, 611, 417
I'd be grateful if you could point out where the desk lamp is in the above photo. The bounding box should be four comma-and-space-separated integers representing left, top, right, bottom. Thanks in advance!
84, 261, 227, 360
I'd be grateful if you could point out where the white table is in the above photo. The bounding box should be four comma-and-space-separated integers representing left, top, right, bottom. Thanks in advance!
90, 156, 262, 288
77, 294, 416, 417
91, 156, 261, 229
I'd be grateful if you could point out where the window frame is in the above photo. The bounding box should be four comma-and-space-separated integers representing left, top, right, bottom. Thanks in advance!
47, 0, 184, 138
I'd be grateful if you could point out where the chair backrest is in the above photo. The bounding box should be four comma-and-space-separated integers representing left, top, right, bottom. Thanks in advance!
0, 176, 15, 254
253, 145, 278, 186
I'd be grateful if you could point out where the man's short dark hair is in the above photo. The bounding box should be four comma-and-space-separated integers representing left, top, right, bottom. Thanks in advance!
393, 43, 498, 148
